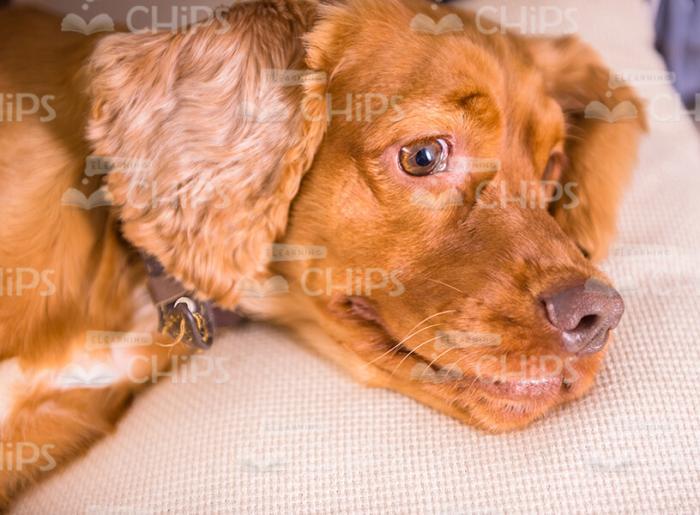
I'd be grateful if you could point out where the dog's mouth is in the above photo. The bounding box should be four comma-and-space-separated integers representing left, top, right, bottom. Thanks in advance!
330, 295, 596, 431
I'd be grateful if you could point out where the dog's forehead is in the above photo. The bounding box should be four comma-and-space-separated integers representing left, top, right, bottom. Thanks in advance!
318, 2, 562, 160
329, 37, 507, 114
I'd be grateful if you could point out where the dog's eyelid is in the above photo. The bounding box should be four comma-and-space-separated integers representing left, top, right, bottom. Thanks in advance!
399, 134, 453, 148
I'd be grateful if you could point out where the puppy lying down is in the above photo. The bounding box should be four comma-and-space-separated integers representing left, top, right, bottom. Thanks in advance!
0, 0, 644, 507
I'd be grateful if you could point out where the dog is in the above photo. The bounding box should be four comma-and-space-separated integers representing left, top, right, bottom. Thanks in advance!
0, 0, 645, 507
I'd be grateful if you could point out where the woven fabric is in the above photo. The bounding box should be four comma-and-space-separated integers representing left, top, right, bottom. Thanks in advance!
13, 1, 700, 513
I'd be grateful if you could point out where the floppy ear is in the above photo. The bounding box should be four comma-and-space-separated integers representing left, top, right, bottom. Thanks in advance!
524, 36, 647, 262
87, 1, 326, 308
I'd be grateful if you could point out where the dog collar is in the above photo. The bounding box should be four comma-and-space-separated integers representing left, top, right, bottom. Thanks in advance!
141, 253, 242, 350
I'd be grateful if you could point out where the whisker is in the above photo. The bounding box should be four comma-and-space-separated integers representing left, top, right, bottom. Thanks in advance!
425, 346, 458, 370
364, 323, 444, 368
404, 309, 457, 337
363, 309, 456, 368
390, 335, 444, 377
427, 278, 465, 294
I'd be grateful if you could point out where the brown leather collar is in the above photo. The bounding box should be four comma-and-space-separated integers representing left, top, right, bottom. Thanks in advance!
141, 254, 242, 349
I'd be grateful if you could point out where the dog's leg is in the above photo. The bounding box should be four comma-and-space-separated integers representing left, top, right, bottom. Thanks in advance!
0, 379, 133, 510
0, 332, 190, 511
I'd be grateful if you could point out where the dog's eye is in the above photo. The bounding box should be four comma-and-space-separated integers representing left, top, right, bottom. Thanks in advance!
398, 138, 449, 176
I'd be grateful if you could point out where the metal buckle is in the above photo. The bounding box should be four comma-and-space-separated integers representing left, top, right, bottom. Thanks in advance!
160, 296, 213, 350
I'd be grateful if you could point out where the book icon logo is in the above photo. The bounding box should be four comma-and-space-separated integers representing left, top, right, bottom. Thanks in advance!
410, 13, 464, 34
61, 13, 115, 35
56, 363, 120, 389
61, 155, 116, 210
61, 185, 112, 210
235, 276, 289, 298
584, 100, 638, 123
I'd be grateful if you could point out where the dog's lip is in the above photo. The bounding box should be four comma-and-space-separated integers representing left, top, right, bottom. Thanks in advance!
471, 374, 563, 400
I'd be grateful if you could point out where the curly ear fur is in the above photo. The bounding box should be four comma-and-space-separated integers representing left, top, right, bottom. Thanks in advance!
524, 35, 647, 262
87, 1, 326, 308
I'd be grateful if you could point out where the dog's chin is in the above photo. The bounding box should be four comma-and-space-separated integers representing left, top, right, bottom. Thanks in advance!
379, 341, 601, 433
328, 295, 604, 432
443, 369, 599, 432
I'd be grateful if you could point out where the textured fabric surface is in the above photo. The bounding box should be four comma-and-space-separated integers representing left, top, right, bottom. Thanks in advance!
13, 0, 700, 513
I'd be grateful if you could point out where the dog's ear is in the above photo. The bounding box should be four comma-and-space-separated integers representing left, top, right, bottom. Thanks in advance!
524, 35, 647, 262
86, 1, 326, 308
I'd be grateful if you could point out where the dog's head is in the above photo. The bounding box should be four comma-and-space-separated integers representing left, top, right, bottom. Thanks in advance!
88, 0, 645, 431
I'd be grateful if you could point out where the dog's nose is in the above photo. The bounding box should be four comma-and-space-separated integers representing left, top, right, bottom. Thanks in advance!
542, 280, 625, 355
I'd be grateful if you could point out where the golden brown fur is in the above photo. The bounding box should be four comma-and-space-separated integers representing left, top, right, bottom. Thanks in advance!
0, 0, 644, 508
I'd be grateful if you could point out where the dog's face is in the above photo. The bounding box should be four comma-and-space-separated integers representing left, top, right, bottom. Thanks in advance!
90, 0, 644, 431
268, 1, 630, 431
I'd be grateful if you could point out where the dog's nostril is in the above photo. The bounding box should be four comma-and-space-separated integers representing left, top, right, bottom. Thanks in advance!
542, 280, 625, 355
576, 314, 599, 332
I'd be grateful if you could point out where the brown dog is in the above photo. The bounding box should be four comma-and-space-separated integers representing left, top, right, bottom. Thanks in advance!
0, 0, 644, 507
